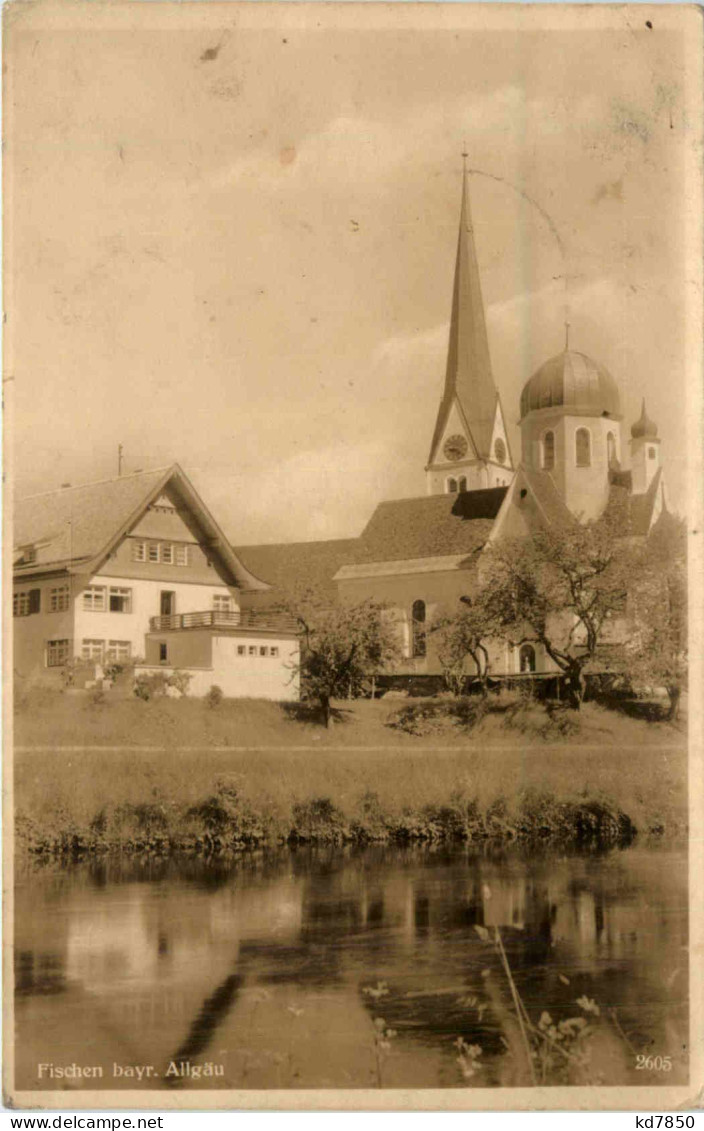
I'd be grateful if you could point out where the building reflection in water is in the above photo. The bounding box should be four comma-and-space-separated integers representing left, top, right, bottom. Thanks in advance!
15, 845, 688, 1089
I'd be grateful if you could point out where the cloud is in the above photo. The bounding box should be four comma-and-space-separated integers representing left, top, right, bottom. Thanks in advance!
189, 438, 392, 545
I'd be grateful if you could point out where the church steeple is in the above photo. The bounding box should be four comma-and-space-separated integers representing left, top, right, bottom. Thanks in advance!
426, 157, 513, 496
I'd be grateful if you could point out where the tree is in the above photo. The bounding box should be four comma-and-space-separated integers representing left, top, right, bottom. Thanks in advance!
481, 506, 638, 709
623, 515, 687, 720
294, 598, 401, 727
435, 590, 499, 696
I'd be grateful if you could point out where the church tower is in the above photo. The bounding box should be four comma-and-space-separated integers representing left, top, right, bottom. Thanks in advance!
426, 158, 513, 495
629, 399, 661, 496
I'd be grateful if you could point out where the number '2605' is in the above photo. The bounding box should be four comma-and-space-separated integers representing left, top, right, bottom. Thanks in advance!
635, 1055, 672, 1071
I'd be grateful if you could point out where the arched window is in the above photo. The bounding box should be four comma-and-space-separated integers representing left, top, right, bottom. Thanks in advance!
411, 599, 426, 658
446, 477, 458, 494
494, 437, 506, 464
575, 427, 591, 468
458, 476, 467, 493
542, 430, 555, 470
519, 644, 536, 673
607, 431, 617, 465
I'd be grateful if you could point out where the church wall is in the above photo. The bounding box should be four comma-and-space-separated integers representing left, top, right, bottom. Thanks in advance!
337, 570, 560, 677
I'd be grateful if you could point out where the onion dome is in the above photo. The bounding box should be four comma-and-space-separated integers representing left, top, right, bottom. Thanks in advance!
630, 398, 658, 439
519, 350, 622, 421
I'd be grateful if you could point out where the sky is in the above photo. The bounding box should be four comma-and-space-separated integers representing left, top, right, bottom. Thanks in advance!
6, 3, 700, 545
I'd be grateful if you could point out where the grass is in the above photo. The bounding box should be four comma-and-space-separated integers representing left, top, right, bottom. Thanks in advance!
13, 689, 687, 853
14, 685, 684, 749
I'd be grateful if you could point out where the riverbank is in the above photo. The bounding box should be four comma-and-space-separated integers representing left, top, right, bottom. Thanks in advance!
14, 693, 687, 853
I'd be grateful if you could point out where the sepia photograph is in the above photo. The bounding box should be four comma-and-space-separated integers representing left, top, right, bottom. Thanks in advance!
4, 0, 702, 1111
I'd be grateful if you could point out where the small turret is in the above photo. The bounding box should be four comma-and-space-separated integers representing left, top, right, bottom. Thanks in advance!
630, 398, 658, 440
630, 399, 660, 494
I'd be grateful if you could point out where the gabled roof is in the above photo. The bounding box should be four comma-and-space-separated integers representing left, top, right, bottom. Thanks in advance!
627, 467, 664, 536
354, 488, 507, 565
487, 464, 575, 544
519, 465, 576, 529
14, 464, 269, 591
428, 163, 500, 464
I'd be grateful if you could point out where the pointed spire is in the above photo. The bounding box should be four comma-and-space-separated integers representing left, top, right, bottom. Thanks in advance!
429, 157, 500, 463
631, 397, 658, 439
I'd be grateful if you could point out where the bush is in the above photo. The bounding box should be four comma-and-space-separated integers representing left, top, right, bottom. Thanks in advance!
387, 697, 487, 737
133, 669, 193, 701
206, 685, 224, 709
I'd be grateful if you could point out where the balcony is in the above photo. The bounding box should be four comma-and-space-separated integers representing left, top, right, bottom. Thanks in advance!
148, 609, 300, 634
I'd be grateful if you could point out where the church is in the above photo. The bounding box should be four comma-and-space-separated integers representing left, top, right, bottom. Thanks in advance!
13, 161, 670, 695
236, 161, 669, 686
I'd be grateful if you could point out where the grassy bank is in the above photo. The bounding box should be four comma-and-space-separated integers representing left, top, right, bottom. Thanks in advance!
14, 692, 687, 853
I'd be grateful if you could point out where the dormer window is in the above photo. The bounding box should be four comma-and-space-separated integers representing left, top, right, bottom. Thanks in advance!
542, 431, 555, 471
575, 428, 591, 468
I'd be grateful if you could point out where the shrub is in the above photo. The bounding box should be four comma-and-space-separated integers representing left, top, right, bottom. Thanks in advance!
206, 685, 224, 709
133, 669, 193, 701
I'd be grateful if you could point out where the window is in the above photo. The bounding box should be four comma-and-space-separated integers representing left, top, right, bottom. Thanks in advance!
106, 640, 131, 662
575, 428, 591, 468
248, 645, 257, 656
13, 589, 40, 617
648, 446, 656, 460
213, 594, 232, 613
14, 588, 41, 616
159, 643, 168, 663
607, 431, 617, 465
49, 586, 70, 612
411, 599, 426, 658
458, 476, 467, 493
109, 587, 132, 613
259, 646, 268, 656
81, 638, 105, 661
519, 644, 536, 673
137, 540, 190, 566
494, 437, 507, 464
542, 431, 555, 471
47, 639, 70, 667
22, 546, 37, 564
237, 645, 246, 656
447, 478, 458, 494
270, 646, 279, 658
83, 586, 106, 612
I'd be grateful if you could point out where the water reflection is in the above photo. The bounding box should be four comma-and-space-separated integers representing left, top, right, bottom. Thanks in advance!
15, 844, 688, 1090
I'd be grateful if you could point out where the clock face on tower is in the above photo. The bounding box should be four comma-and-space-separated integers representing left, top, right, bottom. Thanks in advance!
443, 434, 468, 462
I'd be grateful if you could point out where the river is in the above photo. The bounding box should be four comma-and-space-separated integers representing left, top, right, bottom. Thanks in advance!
15, 842, 688, 1091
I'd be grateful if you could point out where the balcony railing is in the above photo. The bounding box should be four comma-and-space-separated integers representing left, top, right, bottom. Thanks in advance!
148, 609, 300, 634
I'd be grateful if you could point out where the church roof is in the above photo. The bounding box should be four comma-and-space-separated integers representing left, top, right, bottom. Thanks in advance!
519, 465, 577, 529
234, 538, 360, 607
14, 464, 270, 590
428, 164, 500, 463
354, 487, 507, 564
520, 350, 622, 421
628, 467, 664, 535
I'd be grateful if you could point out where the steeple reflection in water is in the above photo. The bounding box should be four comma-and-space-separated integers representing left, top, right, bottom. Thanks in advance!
16, 844, 687, 1090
